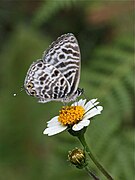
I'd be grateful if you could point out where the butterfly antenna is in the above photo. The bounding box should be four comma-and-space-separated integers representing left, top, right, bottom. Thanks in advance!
13, 86, 25, 97
20, 86, 24, 92
82, 91, 87, 100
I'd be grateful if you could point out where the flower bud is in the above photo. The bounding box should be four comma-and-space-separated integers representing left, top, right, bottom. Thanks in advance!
68, 148, 87, 169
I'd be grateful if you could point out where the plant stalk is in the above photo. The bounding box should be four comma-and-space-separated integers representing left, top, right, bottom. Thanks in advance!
85, 166, 100, 180
78, 134, 114, 180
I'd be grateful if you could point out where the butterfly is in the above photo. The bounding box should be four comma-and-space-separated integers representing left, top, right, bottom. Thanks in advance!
24, 33, 83, 103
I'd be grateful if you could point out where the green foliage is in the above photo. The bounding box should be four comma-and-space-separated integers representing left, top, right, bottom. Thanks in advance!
82, 34, 133, 179
0, 1, 133, 180
32, 0, 85, 27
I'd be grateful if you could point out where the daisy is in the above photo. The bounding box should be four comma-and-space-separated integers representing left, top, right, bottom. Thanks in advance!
43, 99, 103, 136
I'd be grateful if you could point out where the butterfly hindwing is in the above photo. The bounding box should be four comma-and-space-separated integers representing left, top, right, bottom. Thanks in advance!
24, 59, 71, 103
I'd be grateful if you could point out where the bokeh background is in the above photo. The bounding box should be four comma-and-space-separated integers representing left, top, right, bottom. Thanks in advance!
0, 0, 134, 180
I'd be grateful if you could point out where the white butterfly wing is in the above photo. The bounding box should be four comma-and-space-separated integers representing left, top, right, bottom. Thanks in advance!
24, 33, 81, 103
42, 33, 81, 97
24, 59, 71, 103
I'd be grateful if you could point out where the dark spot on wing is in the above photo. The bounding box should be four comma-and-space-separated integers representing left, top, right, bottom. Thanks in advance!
64, 85, 69, 95
37, 63, 42, 67
44, 85, 49, 89
70, 37, 75, 41
60, 78, 64, 85
54, 86, 59, 93
64, 71, 73, 78
56, 62, 65, 68
53, 93, 57, 99
52, 70, 59, 77
62, 48, 79, 56
39, 76, 45, 81
44, 94, 49, 98
60, 87, 63, 91
67, 76, 72, 84
62, 48, 67, 54
59, 54, 65, 59
69, 70, 79, 94
32, 66, 36, 70
59, 91, 64, 98
73, 52, 79, 57
31, 90, 36, 96
67, 49, 72, 54
44, 74, 48, 79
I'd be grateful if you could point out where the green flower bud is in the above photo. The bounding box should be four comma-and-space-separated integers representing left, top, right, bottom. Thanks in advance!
68, 148, 87, 169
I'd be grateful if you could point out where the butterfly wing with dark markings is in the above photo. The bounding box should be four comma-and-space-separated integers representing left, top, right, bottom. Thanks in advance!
24, 33, 81, 103
42, 33, 81, 99
24, 59, 71, 103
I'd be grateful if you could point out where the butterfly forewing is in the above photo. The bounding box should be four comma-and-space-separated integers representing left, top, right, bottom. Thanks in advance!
24, 33, 81, 103
42, 33, 81, 96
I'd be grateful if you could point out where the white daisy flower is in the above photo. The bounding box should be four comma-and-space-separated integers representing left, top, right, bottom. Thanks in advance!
43, 99, 103, 136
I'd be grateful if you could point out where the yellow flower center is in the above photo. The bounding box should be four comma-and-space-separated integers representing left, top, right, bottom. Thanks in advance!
58, 106, 85, 126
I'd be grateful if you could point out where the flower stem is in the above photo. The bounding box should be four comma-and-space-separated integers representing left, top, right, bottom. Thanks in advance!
78, 134, 114, 180
85, 166, 100, 180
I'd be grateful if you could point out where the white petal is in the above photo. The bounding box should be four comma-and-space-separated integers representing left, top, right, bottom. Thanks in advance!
43, 115, 67, 136
84, 106, 103, 119
47, 116, 59, 124
43, 125, 67, 136
47, 116, 59, 127
77, 99, 84, 104
71, 101, 78, 106
84, 99, 99, 112
78, 99, 86, 107
71, 99, 86, 107
72, 119, 90, 131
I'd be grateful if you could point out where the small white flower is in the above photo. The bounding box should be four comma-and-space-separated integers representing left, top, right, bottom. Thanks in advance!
43, 99, 103, 136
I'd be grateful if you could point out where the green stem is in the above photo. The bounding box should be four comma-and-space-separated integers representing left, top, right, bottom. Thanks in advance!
85, 166, 100, 180
78, 134, 114, 180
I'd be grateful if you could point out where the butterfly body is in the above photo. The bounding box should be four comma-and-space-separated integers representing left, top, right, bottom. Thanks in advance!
24, 33, 82, 103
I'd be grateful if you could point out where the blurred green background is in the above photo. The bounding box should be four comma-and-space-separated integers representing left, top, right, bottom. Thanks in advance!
0, 0, 134, 180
